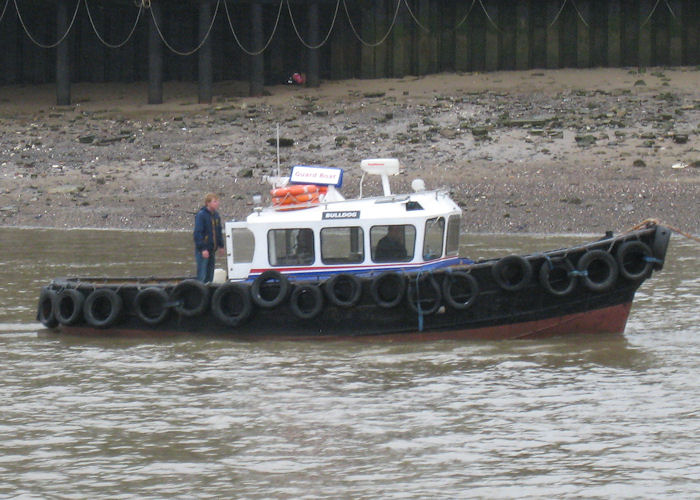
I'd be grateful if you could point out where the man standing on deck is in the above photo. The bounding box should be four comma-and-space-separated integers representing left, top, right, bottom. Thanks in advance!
193, 193, 224, 283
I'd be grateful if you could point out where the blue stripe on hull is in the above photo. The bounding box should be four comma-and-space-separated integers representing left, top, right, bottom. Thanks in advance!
244, 257, 473, 282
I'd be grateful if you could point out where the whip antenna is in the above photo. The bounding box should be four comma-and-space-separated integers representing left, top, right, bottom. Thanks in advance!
276, 123, 280, 178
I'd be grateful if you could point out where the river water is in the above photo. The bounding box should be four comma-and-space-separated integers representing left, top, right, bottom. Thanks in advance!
0, 228, 698, 498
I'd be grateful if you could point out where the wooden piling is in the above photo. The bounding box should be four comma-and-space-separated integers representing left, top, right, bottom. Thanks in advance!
330, 11, 347, 80
1, 3, 18, 84
590, 3, 604, 66
148, 0, 163, 104
454, 1, 470, 72
607, 0, 621, 66
688, 0, 700, 64
654, 0, 669, 65
392, 0, 410, 77
638, 0, 651, 67
561, 0, 576, 67
621, 0, 635, 66
439, 1, 454, 72
427, 0, 438, 74
249, 1, 264, 96
471, 3, 486, 71
532, 0, 547, 68
198, 0, 213, 103
416, 0, 430, 75
307, 0, 320, 87
56, 0, 71, 105
669, 0, 682, 65
546, 0, 559, 69
515, 0, 529, 70
501, 0, 515, 70
374, 0, 387, 79
485, 0, 499, 71
576, 0, 590, 67
360, 0, 374, 78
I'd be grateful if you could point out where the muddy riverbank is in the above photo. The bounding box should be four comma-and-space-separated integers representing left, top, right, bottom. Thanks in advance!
1, 68, 698, 234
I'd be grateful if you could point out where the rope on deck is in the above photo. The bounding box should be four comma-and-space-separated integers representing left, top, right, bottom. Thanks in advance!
625, 219, 700, 244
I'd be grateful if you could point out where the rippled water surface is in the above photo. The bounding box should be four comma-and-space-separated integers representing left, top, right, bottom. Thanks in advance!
1, 228, 698, 498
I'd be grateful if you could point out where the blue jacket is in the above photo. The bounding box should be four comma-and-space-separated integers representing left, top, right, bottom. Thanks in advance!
193, 206, 223, 253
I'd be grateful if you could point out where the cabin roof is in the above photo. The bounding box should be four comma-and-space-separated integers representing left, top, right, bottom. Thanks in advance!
242, 190, 460, 226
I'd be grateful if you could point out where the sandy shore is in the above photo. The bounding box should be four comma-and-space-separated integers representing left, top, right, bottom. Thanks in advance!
1, 67, 698, 234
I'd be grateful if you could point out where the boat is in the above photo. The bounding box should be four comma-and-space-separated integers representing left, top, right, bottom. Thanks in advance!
36, 159, 671, 340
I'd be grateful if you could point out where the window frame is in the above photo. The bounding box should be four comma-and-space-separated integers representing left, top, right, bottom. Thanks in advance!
267, 228, 315, 267
370, 224, 416, 263
445, 214, 461, 257
422, 217, 445, 261
320, 226, 365, 265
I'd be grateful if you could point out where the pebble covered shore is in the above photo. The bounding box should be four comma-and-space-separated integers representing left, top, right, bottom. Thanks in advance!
1, 68, 698, 234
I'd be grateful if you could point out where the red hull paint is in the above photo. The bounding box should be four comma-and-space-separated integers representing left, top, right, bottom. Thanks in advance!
56, 303, 633, 342
376, 302, 633, 342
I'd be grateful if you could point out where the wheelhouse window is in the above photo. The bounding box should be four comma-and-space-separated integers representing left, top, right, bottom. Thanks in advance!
321, 227, 364, 264
231, 228, 255, 263
423, 217, 445, 261
268, 228, 314, 266
371, 225, 415, 263
445, 215, 461, 256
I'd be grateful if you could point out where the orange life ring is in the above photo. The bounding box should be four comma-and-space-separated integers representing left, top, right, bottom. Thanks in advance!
271, 193, 320, 206
270, 184, 327, 198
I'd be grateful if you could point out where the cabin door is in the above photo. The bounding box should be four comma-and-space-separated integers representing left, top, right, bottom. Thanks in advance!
225, 223, 256, 280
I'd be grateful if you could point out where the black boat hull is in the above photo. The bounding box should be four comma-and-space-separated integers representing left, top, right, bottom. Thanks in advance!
38, 224, 670, 341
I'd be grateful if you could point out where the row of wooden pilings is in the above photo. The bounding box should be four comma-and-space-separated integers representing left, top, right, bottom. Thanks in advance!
52, 0, 318, 105
4, 0, 700, 106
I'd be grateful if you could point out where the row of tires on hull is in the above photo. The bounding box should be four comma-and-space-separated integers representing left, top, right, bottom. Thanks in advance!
37, 239, 658, 330
494, 240, 659, 296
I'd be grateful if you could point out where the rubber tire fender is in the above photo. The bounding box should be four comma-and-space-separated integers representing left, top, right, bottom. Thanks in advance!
370, 272, 406, 309
407, 274, 442, 315
83, 288, 123, 328
211, 283, 253, 327
442, 271, 479, 310
538, 258, 577, 296
37, 287, 58, 328
616, 240, 653, 281
492, 255, 533, 292
171, 279, 210, 317
651, 225, 671, 271
289, 283, 324, 320
134, 287, 170, 325
577, 250, 618, 293
324, 273, 363, 308
54, 288, 85, 325
251, 270, 290, 309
